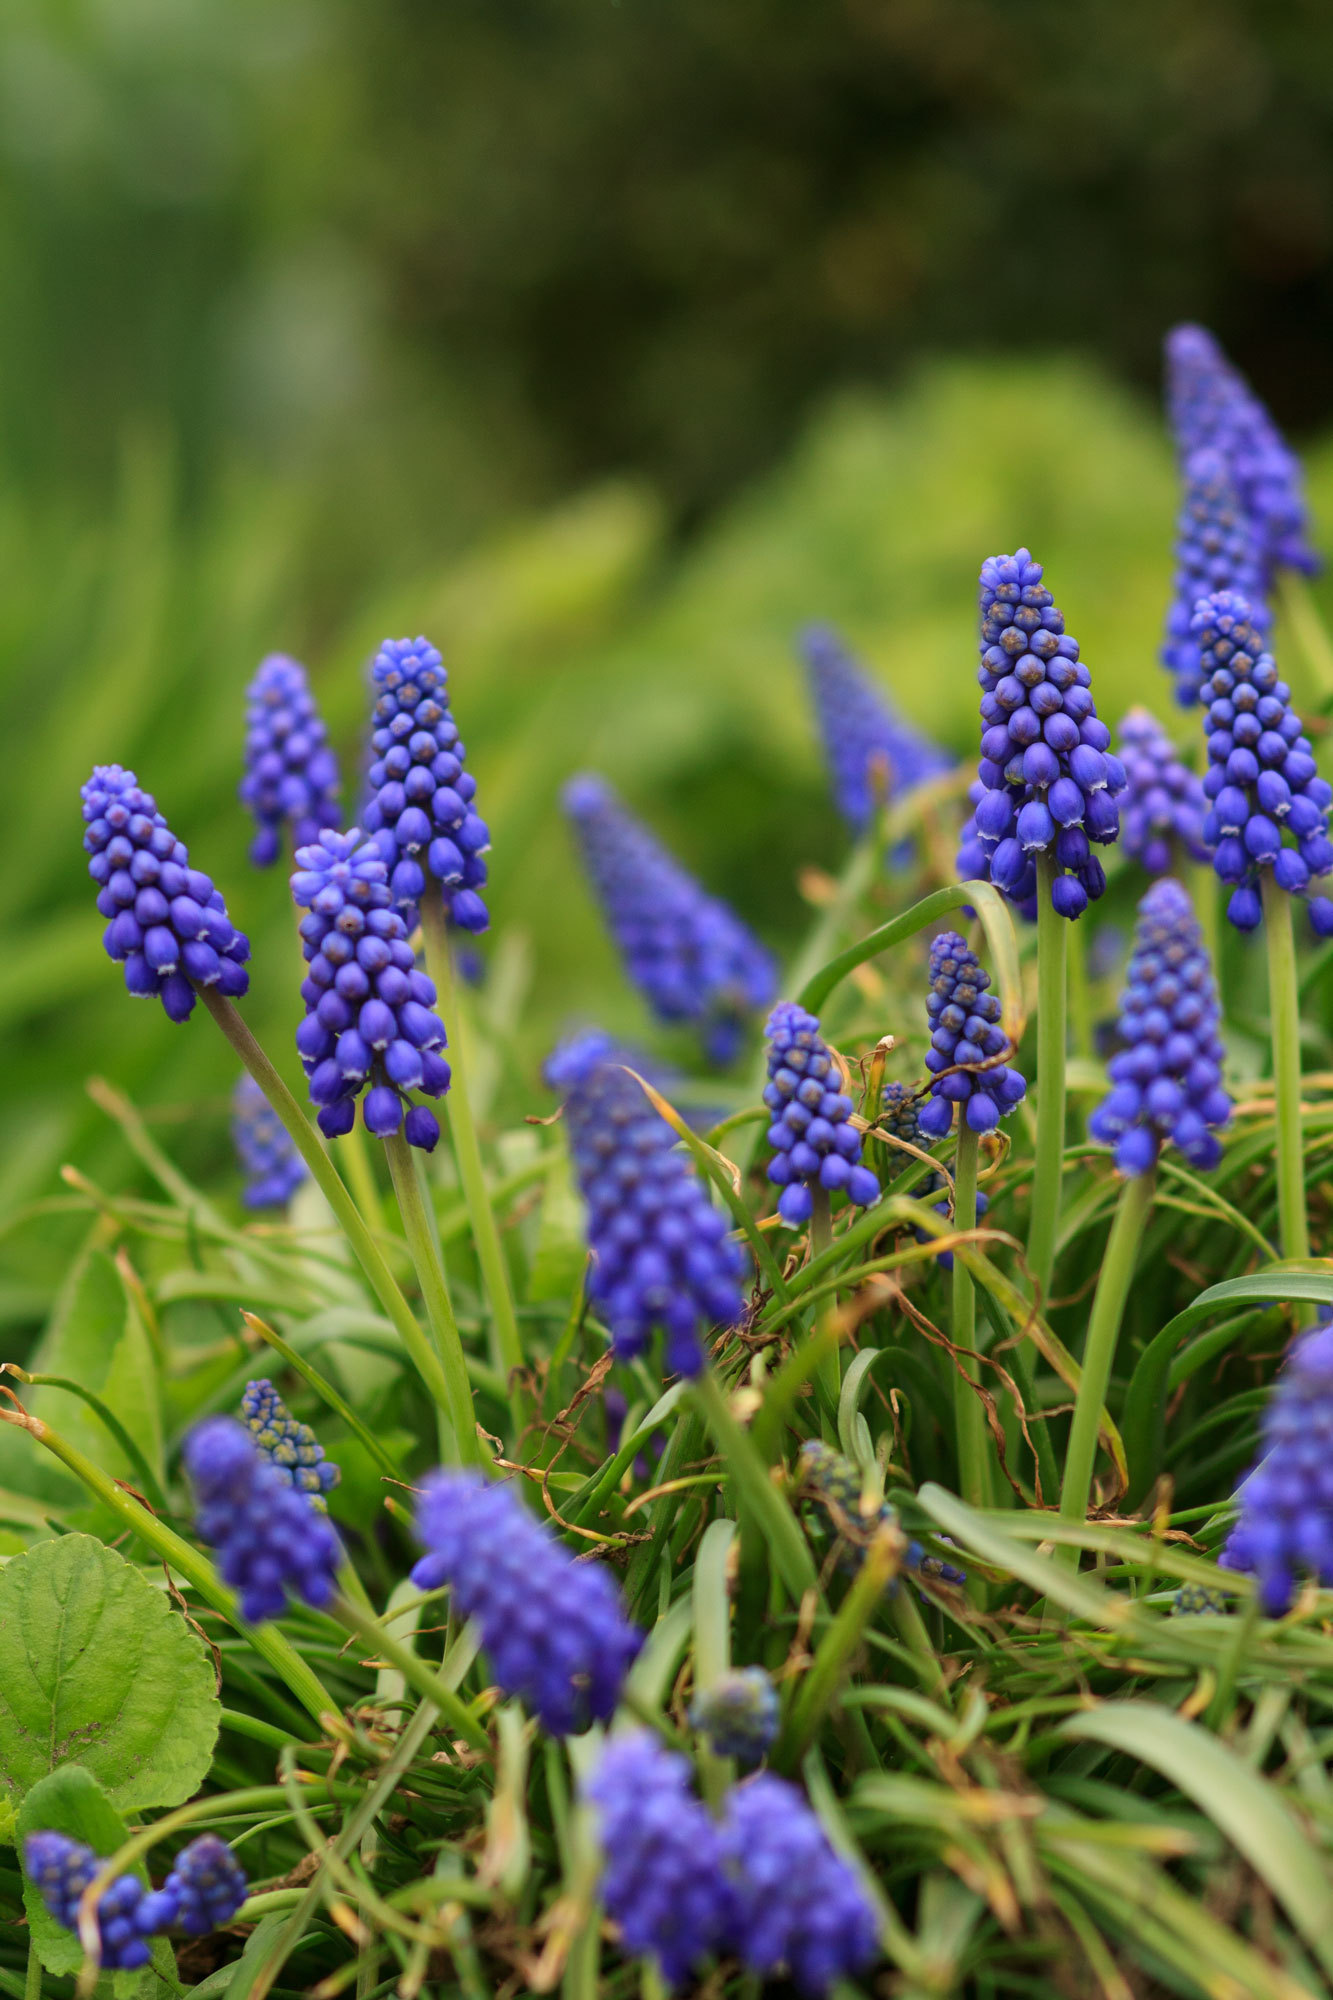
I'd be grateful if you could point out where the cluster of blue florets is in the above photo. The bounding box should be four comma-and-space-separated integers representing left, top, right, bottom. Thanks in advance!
763, 1002, 879, 1227
81, 766, 250, 1022
720, 1775, 880, 1996
1161, 448, 1269, 707
410, 1471, 643, 1735
919, 933, 1025, 1139
231, 1074, 307, 1208
1089, 877, 1231, 1176
360, 636, 490, 933
800, 623, 952, 833
690, 1667, 780, 1764
185, 1416, 341, 1624
1117, 708, 1209, 876
239, 653, 342, 865
24, 1832, 247, 1968
291, 826, 452, 1147
968, 551, 1126, 920
241, 1378, 340, 1508
1192, 591, 1333, 935
545, 1031, 746, 1378
1222, 1321, 1333, 1615
564, 774, 777, 1064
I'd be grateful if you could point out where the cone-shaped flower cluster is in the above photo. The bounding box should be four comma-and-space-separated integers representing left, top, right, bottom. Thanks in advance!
231, 1075, 306, 1209
81, 766, 250, 1022
970, 551, 1126, 920
1221, 1321, 1333, 1614
138, 1837, 249, 1936
800, 623, 952, 833
410, 1472, 643, 1734
763, 1003, 879, 1227
1161, 449, 1269, 707
919, 933, 1025, 1139
24, 1833, 248, 1965
690, 1667, 779, 1764
239, 654, 341, 866
545, 1031, 747, 1377
360, 636, 490, 932
564, 774, 776, 1063
291, 826, 451, 1147
1089, 878, 1231, 1176
240, 1378, 339, 1508
1192, 592, 1333, 934
185, 1416, 341, 1624
720, 1776, 879, 1995
1117, 708, 1209, 876
799, 1439, 967, 1584
1166, 324, 1318, 581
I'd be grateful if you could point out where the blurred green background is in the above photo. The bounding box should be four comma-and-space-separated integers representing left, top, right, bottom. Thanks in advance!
7, 0, 1333, 1319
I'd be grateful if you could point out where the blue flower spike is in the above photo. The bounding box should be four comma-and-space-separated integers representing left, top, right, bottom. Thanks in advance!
24, 1833, 155, 1970
919, 932, 1026, 1141
232, 1074, 307, 1209
148, 1837, 248, 1937
1192, 591, 1333, 935
564, 774, 777, 1064
241, 1378, 340, 1509
184, 1416, 342, 1624
81, 765, 251, 1022
1161, 449, 1269, 707
1088, 877, 1232, 1177
690, 1666, 780, 1764
239, 653, 341, 866
720, 1775, 879, 1996
545, 1031, 746, 1378
800, 623, 952, 834
1222, 1320, 1333, 1614
1117, 708, 1210, 876
969, 551, 1126, 921
763, 1002, 880, 1227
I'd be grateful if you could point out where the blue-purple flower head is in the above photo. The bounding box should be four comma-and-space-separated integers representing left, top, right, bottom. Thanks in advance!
241, 1378, 339, 1509
81, 765, 250, 1022
1221, 1320, 1333, 1614
150, 1837, 248, 1937
564, 774, 777, 1065
799, 623, 952, 834
545, 1030, 746, 1378
720, 1775, 879, 1995
411, 1471, 642, 1734
360, 636, 490, 933
919, 933, 1026, 1140
291, 826, 451, 1148
24, 1834, 154, 1970
232, 1074, 306, 1209
239, 653, 342, 866
1089, 877, 1231, 1176
1161, 448, 1269, 706
1117, 707, 1210, 876
969, 552, 1126, 921
185, 1416, 341, 1624
690, 1667, 779, 1764
763, 1002, 879, 1228
1192, 591, 1333, 935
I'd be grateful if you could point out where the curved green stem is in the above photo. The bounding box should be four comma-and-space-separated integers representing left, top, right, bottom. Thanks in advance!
950, 1121, 993, 1512
1027, 854, 1067, 1307
691, 1370, 816, 1601
382, 1132, 479, 1464
1261, 871, 1311, 1269
330, 1597, 488, 1752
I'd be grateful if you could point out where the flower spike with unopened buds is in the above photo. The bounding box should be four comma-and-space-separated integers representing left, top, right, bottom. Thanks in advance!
239, 653, 341, 865
763, 1002, 879, 1227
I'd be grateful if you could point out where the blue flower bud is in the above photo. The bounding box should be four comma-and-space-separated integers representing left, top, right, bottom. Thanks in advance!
185, 1417, 341, 1624
1222, 1321, 1333, 1613
240, 655, 341, 866
762, 1005, 879, 1226
800, 625, 952, 833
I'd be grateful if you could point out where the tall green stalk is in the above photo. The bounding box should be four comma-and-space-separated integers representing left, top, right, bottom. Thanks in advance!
382, 1130, 479, 1464
1027, 853, 1068, 1306
950, 1121, 993, 1511
809, 1187, 842, 1425
1260, 871, 1311, 1265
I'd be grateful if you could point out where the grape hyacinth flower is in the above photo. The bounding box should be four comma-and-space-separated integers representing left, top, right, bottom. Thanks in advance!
690, 1667, 780, 1764
291, 826, 451, 1146
80, 766, 250, 1022
1221, 1320, 1333, 1614
1161, 448, 1269, 706
564, 774, 776, 1064
1117, 708, 1210, 876
545, 1031, 747, 1378
583, 1733, 733, 1987
763, 1002, 879, 1227
232, 1074, 307, 1209
142, 1837, 248, 1937
239, 653, 342, 866
919, 933, 1026, 1139
360, 636, 490, 932
798, 1439, 967, 1585
1172, 1581, 1228, 1616
410, 1471, 642, 1734
1192, 591, 1333, 935
240, 1378, 340, 1508
185, 1416, 341, 1624
957, 779, 1037, 923
24, 1833, 155, 1969
1088, 877, 1231, 1176
720, 1775, 879, 1996
969, 551, 1127, 920
799, 623, 952, 833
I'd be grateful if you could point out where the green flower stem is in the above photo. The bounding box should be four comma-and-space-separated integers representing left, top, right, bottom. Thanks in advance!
774, 1526, 900, 1770
1066, 915, 1092, 1061
337, 1120, 385, 1234
24, 1938, 40, 2000
691, 1370, 817, 1601
330, 1597, 490, 1752
381, 1130, 479, 1465
1261, 870, 1311, 1266
1027, 854, 1068, 1307
1057, 1165, 1155, 1562
420, 899, 527, 1417
809, 1187, 842, 1422
200, 991, 460, 1435
1277, 569, 1333, 705
950, 1121, 994, 1512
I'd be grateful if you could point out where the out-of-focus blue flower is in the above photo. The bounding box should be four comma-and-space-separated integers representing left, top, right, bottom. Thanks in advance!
799, 623, 952, 833
411, 1471, 642, 1733
763, 1002, 879, 1227
690, 1667, 779, 1764
1088, 877, 1231, 1176
1192, 592, 1333, 935
919, 933, 1026, 1140
1117, 707, 1210, 876
81, 765, 250, 1022
719, 1775, 879, 1996
1171, 1581, 1228, 1616
231, 1074, 307, 1209
563, 774, 776, 1064
545, 1031, 746, 1378
1221, 1320, 1333, 1614
185, 1416, 341, 1624
239, 654, 342, 866
139, 1838, 248, 1937
240, 1379, 339, 1509
1161, 449, 1269, 707
24, 1834, 154, 1969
